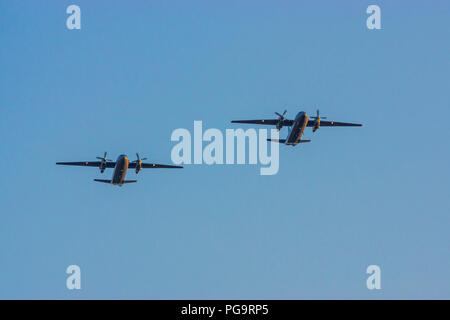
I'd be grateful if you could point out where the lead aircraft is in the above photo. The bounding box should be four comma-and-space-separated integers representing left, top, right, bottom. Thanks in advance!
232, 110, 362, 146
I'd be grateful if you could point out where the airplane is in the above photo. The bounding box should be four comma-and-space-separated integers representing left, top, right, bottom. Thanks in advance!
231, 110, 362, 146
56, 152, 183, 186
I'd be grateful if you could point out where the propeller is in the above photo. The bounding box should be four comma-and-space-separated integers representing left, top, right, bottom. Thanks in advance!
96, 152, 111, 162
311, 109, 327, 120
96, 152, 111, 173
132, 153, 148, 174
275, 110, 287, 131
133, 153, 147, 162
311, 110, 326, 132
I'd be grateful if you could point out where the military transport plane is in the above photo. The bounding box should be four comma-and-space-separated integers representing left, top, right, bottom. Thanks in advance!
56, 152, 182, 186
232, 110, 362, 146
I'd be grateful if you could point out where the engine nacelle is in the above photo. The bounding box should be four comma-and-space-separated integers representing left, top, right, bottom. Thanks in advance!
274, 110, 287, 131
96, 153, 110, 174
135, 160, 142, 174
312, 118, 320, 132
276, 120, 283, 131
133, 154, 147, 174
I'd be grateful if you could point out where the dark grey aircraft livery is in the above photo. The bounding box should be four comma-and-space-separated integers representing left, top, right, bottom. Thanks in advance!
232, 110, 362, 146
56, 153, 182, 186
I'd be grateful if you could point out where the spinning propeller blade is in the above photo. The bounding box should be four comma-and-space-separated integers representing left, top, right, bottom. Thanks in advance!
133, 153, 148, 162
275, 110, 287, 131
96, 152, 111, 161
312, 109, 327, 119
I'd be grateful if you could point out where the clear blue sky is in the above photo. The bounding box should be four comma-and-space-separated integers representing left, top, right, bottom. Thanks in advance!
0, 0, 449, 299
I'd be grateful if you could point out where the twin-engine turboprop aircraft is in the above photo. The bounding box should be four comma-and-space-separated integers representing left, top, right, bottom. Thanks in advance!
232, 110, 362, 146
57, 110, 361, 185
56, 152, 182, 186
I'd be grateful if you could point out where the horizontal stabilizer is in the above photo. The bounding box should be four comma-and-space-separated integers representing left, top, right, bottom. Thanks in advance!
299, 140, 311, 143
94, 179, 111, 184
267, 139, 286, 144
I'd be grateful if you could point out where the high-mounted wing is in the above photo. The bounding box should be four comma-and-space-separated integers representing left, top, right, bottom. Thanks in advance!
127, 162, 183, 169
307, 120, 362, 127
56, 161, 116, 168
231, 119, 294, 126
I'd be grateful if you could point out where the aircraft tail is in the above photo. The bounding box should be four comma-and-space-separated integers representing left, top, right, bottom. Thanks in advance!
94, 179, 112, 184
267, 139, 286, 144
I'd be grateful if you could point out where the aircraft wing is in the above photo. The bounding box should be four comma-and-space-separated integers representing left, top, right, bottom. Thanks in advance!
231, 119, 294, 126
128, 162, 183, 169
307, 120, 362, 127
56, 161, 116, 168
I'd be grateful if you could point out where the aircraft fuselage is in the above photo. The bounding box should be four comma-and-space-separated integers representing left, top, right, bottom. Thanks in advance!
286, 112, 309, 145
112, 154, 129, 185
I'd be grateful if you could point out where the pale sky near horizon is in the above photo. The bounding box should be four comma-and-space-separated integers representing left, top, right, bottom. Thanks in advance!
0, 0, 449, 299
